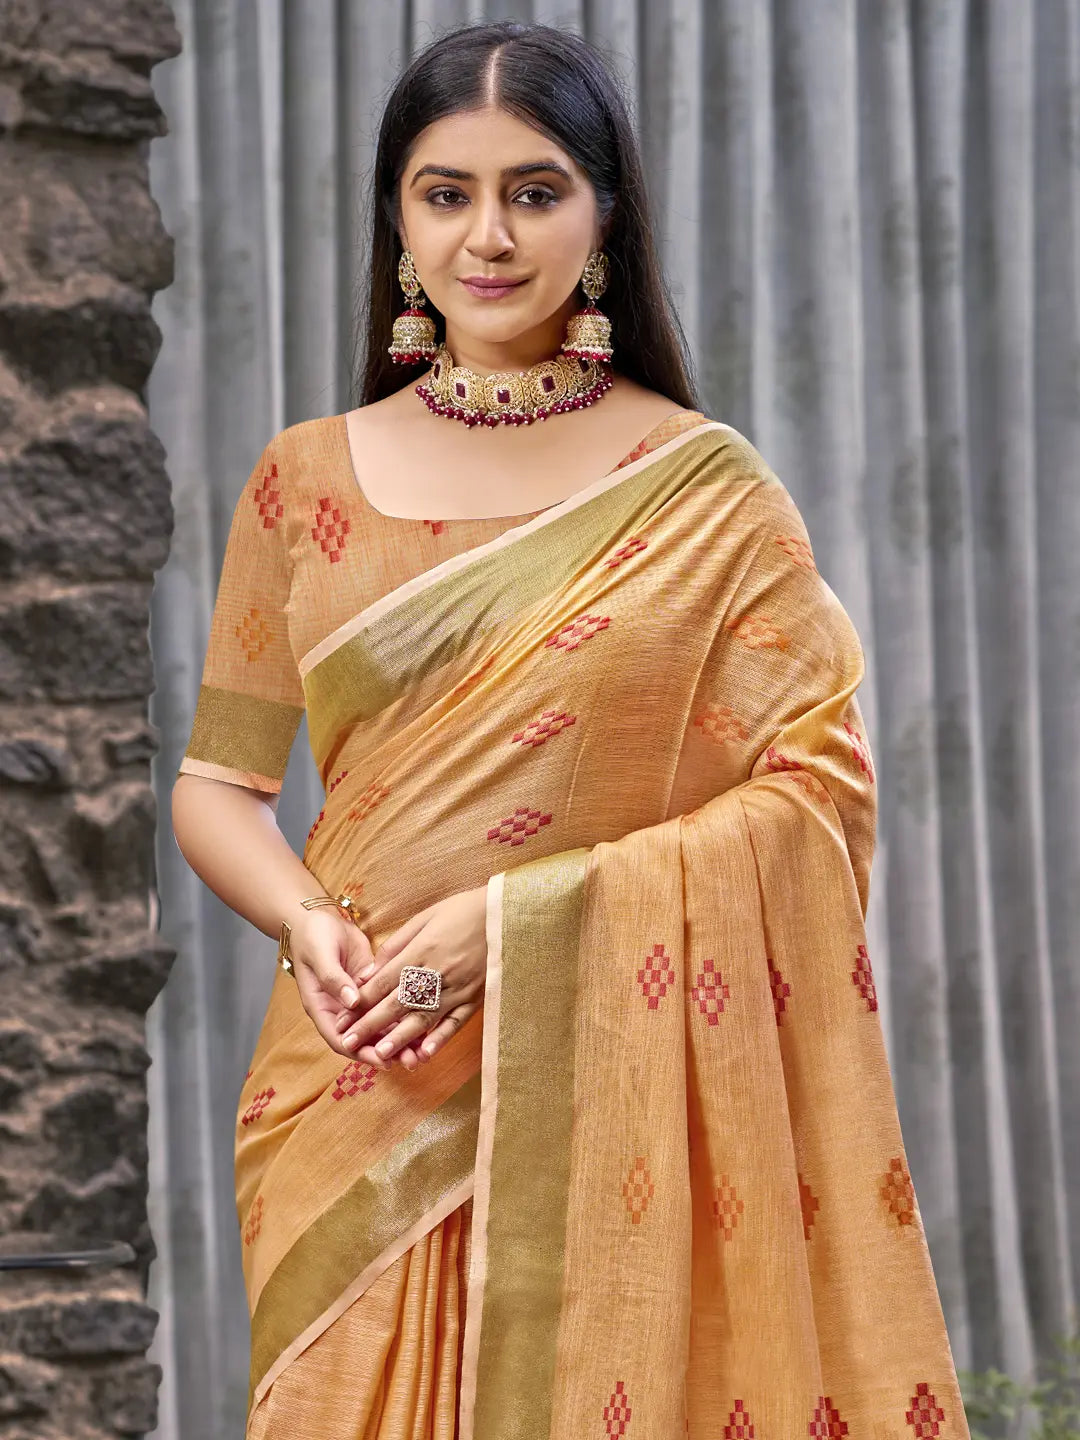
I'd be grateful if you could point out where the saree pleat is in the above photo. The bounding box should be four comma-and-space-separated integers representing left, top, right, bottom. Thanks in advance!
180, 411, 969, 1437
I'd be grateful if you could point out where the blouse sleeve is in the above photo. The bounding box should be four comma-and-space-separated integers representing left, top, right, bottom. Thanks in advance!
177, 435, 305, 793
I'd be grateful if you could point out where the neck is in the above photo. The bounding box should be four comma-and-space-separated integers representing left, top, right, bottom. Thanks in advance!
441, 305, 576, 374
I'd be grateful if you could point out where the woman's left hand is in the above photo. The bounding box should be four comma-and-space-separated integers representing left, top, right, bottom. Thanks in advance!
333, 884, 488, 1073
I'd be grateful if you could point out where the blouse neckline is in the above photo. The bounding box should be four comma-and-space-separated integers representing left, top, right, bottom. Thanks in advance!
340, 408, 709, 524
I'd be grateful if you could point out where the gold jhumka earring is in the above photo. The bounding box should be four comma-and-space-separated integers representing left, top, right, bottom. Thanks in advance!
387, 250, 438, 364
559, 249, 614, 363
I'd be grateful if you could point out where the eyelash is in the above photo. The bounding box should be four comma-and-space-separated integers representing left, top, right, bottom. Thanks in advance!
424, 186, 558, 210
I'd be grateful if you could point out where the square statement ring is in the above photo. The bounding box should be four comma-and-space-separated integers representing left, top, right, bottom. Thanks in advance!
397, 965, 442, 1012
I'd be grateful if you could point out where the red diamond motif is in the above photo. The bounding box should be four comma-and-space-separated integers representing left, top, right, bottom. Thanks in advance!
487, 805, 553, 846
511, 709, 577, 747
311, 496, 351, 563
604, 535, 648, 568
723, 1399, 756, 1438
240, 1087, 275, 1127
905, 1382, 946, 1437
603, 1381, 632, 1437
637, 942, 675, 1010
767, 955, 791, 1024
852, 943, 878, 1011
252, 464, 284, 529
691, 957, 729, 1025
808, 1395, 849, 1438
331, 1060, 379, 1100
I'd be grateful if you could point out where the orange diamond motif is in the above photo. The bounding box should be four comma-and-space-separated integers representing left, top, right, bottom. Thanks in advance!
243, 1194, 264, 1247
881, 1156, 918, 1227
236, 607, 272, 661
711, 1174, 744, 1240
845, 719, 876, 783
798, 1171, 820, 1239
726, 613, 791, 650
775, 533, 817, 569
511, 709, 577, 747
692, 702, 750, 744
544, 614, 611, 651
349, 781, 391, 823
622, 1156, 655, 1225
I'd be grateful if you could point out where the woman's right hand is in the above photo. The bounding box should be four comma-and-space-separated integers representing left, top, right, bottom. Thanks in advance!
287, 907, 379, 1058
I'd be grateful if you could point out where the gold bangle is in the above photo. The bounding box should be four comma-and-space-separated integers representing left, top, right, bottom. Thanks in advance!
300, 893, 359, 921
278, 895, 359, 980
277, 920, 295, 979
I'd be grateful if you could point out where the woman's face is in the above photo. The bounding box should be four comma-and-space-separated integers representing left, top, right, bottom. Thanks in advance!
396, 104, 604, 371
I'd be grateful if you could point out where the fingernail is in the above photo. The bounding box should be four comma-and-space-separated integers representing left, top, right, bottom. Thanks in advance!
357, 964, 375, 981
343, 1033, 359, 1049
376, 1038, 394, 1056
422, 1042, 436, 1056
343, 986, 359, 1007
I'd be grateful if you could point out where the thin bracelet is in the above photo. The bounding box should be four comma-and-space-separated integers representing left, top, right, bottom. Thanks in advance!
277, 893, 359, 978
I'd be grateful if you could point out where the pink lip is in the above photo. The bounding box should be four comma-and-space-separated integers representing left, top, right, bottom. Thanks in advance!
460, 277, 528, 296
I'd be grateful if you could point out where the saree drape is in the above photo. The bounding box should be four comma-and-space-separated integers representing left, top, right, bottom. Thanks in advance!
179, 416, 969, 1438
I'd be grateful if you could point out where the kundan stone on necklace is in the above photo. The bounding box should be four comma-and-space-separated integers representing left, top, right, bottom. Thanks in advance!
415, 343, 614, 427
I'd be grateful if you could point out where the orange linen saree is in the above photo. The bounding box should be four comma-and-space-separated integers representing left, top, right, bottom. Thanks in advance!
180, 414, 969, 1439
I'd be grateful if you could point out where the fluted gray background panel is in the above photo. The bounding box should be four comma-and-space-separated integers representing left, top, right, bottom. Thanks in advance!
144, 2, 1079, 1435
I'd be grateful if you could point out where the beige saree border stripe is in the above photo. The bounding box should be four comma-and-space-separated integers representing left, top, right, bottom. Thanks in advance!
249, 1174, 475, 1415
248, 1072, 481, 1409
299, 420, 733, 678
458, 871, 507, 1440
461, 849, 590, 1440
184, 684, 303, 775
177, 754, 282, 794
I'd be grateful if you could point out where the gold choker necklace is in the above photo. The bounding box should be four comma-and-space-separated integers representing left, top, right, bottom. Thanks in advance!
415, 343, 614, 428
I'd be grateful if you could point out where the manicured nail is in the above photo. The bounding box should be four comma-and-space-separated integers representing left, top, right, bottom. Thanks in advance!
342, 985, 359, 1007
357, 964, 375, 981
376, 1038, 394, 1056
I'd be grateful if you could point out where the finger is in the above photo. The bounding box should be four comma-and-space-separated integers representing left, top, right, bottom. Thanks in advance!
417, 1003, 474, 1059
342, 1002, 434, 1059
362, 1010, 439, 1063
366, 906, 434, 974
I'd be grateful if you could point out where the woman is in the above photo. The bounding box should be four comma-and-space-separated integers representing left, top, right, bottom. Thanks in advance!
171, 20, 971, 1440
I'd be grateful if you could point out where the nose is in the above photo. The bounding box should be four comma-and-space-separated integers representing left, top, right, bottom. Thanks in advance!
464, 192, 515, 258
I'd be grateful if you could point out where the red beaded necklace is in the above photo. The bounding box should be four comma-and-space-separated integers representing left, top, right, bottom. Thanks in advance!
415, 343, 614, 428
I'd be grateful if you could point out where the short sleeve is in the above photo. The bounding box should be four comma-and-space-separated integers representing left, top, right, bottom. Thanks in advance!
178, 436, 305, 793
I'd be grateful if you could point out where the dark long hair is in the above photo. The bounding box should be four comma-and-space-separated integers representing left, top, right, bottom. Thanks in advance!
355, 21, 700, 411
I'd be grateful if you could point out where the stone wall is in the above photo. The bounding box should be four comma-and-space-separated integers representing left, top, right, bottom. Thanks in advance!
0, 3, 179, 1435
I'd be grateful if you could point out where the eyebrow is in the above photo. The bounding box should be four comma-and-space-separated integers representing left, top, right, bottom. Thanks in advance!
408, 160, 573, 188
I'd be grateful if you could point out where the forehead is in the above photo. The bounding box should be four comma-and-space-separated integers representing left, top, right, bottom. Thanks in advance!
404, 106, 582, 181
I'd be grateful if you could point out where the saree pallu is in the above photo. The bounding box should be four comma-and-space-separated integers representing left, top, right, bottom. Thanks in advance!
231, 422, 969, 1439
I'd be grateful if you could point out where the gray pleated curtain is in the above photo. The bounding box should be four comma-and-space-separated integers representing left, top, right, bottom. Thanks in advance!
144, 3, 1080, 1436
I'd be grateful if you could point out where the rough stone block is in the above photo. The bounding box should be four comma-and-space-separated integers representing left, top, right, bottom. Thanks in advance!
0, 582, 154, 701
64, 934, 174, 1013
91, 1357, 161, 1435
0, 1297, 157, 1361
0, 283, 162, 392
0, 407, 173, 581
